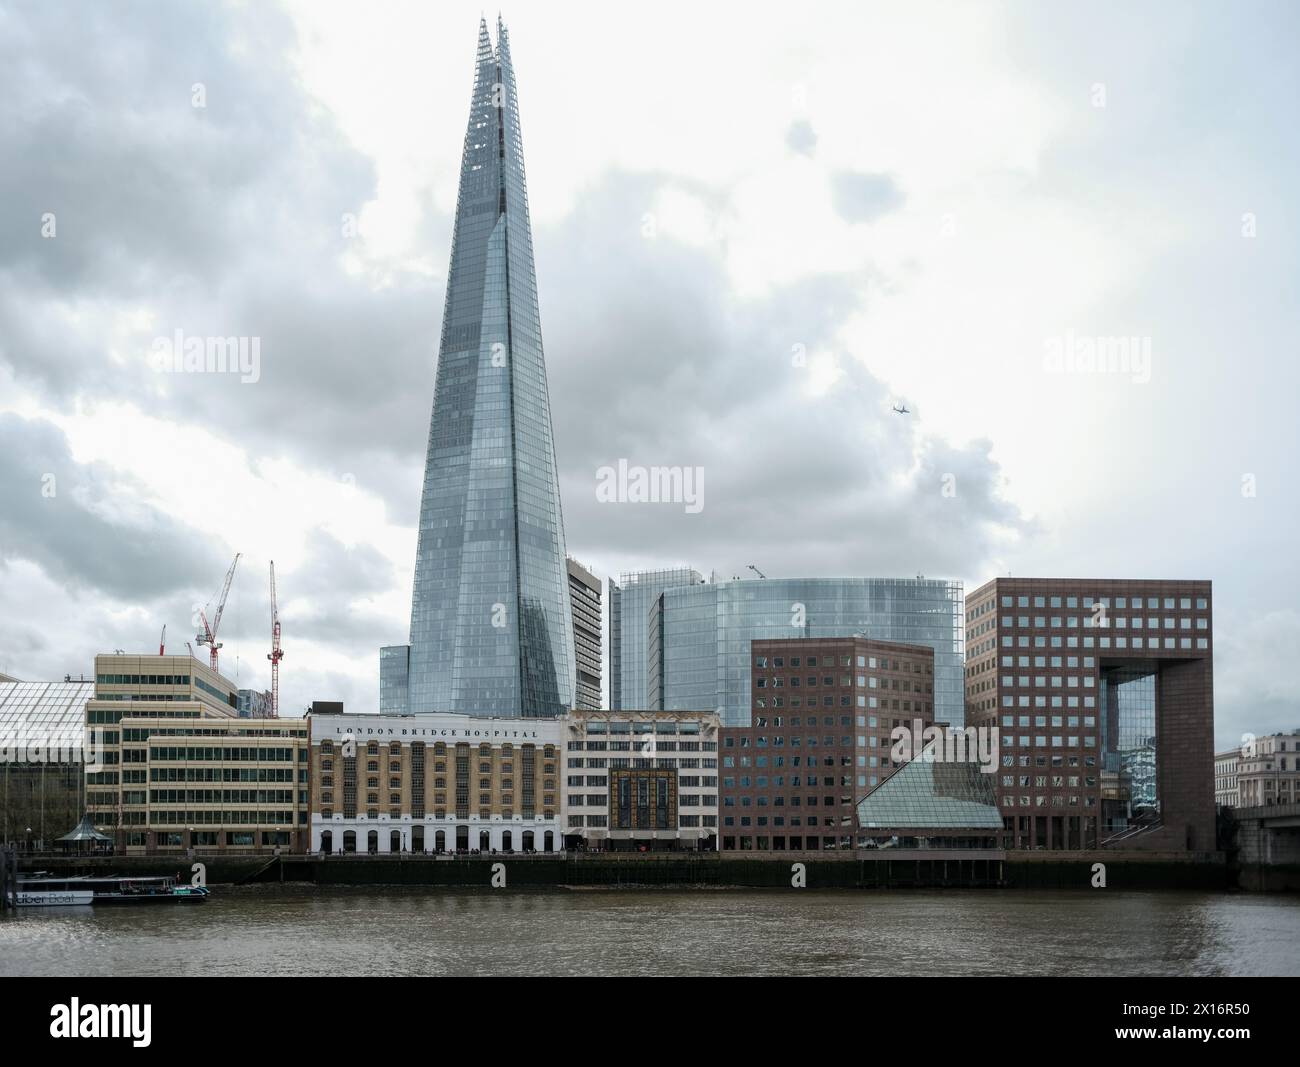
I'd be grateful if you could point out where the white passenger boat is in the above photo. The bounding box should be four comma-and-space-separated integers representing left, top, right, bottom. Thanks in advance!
16, 883, 94, 907
15, 873, 208, 906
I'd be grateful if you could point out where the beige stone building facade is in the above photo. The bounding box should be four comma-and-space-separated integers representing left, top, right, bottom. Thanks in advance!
560, 709, 721, 850
308, 711, 562, 853
1238, 730, 1300, 808
85, 654, 309, 852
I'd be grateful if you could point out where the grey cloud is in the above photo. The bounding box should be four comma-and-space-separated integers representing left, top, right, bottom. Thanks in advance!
830, 170, 905, 223
535, 173, 1026, 583
0, 0, 439, 511
0, 412, 223, 599
785, 119, 817, 156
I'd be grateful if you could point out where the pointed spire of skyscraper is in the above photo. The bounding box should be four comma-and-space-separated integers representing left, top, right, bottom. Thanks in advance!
384, 19, 575, 718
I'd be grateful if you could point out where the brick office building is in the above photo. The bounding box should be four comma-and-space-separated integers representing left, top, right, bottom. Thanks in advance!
720, 637, 935, 851
964, 578, 1213, 852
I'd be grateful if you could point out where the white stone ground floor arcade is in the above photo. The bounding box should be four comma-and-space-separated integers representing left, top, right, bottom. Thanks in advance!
312, 813, 561, 854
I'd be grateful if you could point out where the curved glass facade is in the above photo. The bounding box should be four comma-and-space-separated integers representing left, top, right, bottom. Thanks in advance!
615, 575, 965, 727
400, 19, 574, 718
609, 568, 704, 711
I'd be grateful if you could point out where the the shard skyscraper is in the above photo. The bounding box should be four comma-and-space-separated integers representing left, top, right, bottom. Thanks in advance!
381, 18, 575, 718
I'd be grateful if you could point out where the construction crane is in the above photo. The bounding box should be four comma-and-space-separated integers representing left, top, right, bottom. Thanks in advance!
185, 641, 195, 658
748, 564, 767, 579
267, 560, 284, 718
158, 624, 166, 656
195, 553, 241, 674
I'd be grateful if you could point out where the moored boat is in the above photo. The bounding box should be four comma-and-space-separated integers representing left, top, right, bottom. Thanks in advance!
16, 874, 210, 906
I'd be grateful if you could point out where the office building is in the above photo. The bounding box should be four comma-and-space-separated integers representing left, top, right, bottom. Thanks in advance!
237, 688, 273, 719
1214, 747, 1241, 809
567, 557, 602, 711
84, 653, 310, 852
613, 571, 964, 728
561, 708, 720, 850
1237, 730, 1300, 807
609, 567, 704, 711
720, 637, 935, 851
0, 678, 96, 848
382, 17, 574, 718
964, 578, 1214, 851
308, 710, 563, 854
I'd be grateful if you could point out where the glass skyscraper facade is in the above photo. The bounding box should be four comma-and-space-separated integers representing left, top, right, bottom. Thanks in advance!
383, 18, 574, 718
613, 574, 965, 727
608, 568, 705, 712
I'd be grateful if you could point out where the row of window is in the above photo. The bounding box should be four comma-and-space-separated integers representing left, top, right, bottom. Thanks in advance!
986, 594, 1208, 612
96, 673, 191, 686
565, 740, 710, 751
756, 675, 929, 691
998, 615, 1209, 631
754, 655, 931, 673
567, 757, 715, 769
723, 755, 857, 768
567, 794, 715, 807
725, 794, 851, 807
581, 721, 704, 736
755, 696, 931, 713
318, 809, 557, 821
1001, 635, 1209, 650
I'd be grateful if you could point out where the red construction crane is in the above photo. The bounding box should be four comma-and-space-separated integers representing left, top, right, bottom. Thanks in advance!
158, 624, 166, 656
196, 553, 241, 674
267, 560, 284, 718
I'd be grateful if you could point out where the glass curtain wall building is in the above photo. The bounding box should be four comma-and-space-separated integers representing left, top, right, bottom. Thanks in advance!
608, 568, 705, 711
384, 18, 574, 718
614, 574, 965, 727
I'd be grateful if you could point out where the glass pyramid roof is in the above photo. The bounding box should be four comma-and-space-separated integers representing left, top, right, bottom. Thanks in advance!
857, 741, 1003, 830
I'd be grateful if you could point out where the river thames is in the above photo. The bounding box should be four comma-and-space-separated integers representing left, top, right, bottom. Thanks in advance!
2, 887, 1297, 977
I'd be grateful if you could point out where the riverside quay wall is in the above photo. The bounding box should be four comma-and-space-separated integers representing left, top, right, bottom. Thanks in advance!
21, 850, 1230, 891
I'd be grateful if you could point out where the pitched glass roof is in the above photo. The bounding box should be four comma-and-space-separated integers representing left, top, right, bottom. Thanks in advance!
857, 743, 1003, 830
0, 680, 96, 748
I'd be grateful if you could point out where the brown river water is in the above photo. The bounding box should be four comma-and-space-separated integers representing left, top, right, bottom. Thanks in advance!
2, 886, 1297, 976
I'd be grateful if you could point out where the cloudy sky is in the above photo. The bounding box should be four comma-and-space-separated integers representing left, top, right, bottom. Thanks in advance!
1, 0, 1296, 748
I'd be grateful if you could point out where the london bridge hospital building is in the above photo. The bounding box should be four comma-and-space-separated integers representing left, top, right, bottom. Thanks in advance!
309, 712, 563, 855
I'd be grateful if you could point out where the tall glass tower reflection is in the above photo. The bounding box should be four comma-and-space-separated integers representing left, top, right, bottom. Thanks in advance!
385, 18, 574, 718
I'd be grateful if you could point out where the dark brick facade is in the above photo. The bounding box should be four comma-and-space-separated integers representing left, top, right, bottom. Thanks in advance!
720, 637, 934, 851
965, 578, 1213, 852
